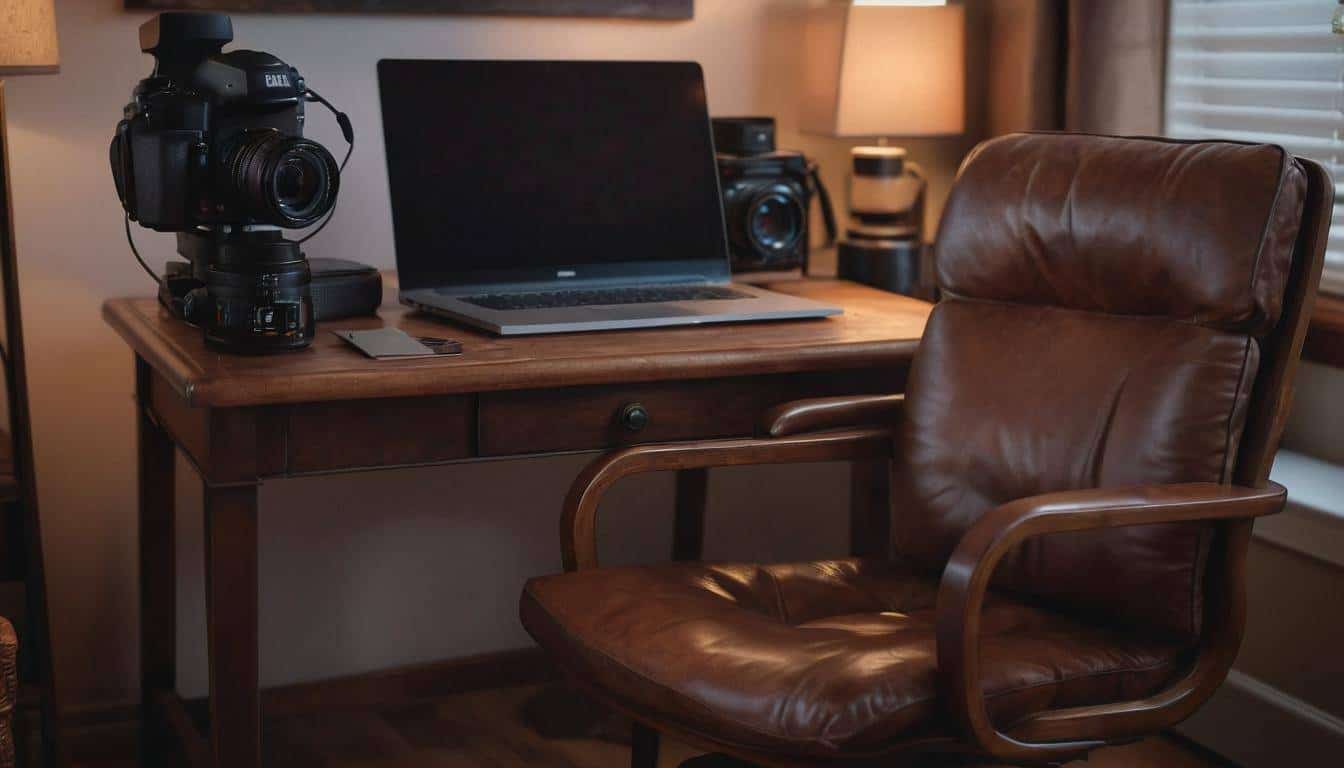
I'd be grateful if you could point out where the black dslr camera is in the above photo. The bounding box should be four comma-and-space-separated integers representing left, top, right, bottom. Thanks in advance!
713, 117, 835, 273
110, 12, 351, 352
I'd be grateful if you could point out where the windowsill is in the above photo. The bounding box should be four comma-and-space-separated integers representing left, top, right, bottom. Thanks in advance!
1260, 450, 1344, 569
1303, 293, 1344, 369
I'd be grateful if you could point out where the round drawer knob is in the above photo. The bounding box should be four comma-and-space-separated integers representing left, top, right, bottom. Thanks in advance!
619, 403, 650, 432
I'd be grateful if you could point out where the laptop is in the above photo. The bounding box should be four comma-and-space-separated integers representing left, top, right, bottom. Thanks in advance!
376, 59, 841, 335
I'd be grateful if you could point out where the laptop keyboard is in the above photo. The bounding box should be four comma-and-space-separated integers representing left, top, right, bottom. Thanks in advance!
457, 284, 754, 311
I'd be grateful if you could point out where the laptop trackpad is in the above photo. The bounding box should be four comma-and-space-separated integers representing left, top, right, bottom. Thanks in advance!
593, 303, 699, 320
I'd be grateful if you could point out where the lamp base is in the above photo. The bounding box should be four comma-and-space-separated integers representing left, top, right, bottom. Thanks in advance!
837, 238, 926, 298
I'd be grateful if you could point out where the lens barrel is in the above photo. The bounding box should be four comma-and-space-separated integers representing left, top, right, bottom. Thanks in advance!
183, 229, 316, 352
227, 130, 339, 228
727, 182, 805, 267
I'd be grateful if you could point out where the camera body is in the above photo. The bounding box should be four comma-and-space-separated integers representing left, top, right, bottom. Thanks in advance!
111, 14, 338, 232
110, 13, 342, 353
713, 117, 833, 273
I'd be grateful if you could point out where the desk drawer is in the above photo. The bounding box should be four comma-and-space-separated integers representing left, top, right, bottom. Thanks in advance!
286, 395, 475, 473
477, 369, 902, 456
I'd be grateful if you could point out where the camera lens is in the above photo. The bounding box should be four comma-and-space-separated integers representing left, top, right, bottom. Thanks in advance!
748, 191, 804, 253
275, 157, 320, 213
227, 130, 340, 228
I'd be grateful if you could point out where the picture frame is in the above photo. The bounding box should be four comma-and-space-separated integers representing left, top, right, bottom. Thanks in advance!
124, 0, 694, 19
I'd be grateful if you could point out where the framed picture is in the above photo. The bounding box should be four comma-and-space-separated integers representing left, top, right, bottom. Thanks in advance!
124, 1, 694, 19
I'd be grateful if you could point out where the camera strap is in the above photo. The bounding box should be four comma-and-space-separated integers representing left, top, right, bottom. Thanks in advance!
807, 162, 838, 249
297, 88, 355, 245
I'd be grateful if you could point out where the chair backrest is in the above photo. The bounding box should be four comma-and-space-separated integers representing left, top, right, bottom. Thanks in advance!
892, 133, 1327, 640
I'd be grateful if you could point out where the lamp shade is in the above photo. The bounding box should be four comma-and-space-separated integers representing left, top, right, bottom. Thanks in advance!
0, 0, 60, 76
803, 3, 964, 138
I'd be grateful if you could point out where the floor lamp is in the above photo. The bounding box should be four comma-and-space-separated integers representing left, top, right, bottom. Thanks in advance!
0, 2, 65, 766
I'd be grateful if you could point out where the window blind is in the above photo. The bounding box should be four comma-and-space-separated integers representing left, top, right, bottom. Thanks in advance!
1165, 0, 1344, 295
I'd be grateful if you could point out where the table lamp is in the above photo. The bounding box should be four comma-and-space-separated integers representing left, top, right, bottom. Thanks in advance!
803, 0, 965, 296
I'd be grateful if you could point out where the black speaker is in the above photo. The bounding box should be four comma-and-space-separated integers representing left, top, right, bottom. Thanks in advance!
309, 258, 382, 320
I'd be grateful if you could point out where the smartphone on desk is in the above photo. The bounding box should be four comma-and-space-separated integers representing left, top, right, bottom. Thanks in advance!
334, 328, 462, 359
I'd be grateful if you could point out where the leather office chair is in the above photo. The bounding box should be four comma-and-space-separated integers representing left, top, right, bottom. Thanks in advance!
520, 133, 1334, 766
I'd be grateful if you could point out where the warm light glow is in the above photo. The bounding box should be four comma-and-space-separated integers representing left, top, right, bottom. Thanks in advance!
802, 3, 965, 138
853, 1, 948, 5
0, 0, 60, 76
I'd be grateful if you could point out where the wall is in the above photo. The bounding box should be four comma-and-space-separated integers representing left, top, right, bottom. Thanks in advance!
1281, 363, 1344, 465
1176, 360, 1344, 765
5, 0, 975, 709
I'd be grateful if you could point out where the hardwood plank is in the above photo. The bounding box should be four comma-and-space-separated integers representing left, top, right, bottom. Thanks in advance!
102, 280, 929, 407
69, 683, 1229, 768
261, 685, 1223, 768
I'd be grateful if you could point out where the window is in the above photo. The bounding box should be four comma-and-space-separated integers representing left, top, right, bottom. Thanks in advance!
1165, 0, 1344, 295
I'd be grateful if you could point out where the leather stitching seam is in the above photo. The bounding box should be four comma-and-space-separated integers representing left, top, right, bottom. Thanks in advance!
760, 567, 791, 624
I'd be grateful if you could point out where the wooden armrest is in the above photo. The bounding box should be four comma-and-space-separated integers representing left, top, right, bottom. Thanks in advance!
759, 394, 904, 437
935, 481, 1285, 764
561, 428, 893, 571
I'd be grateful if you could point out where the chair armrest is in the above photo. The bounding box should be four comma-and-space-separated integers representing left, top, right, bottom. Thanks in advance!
759, 394, 904, 437
935, 481, 1285, 764
561, 428, 893, 571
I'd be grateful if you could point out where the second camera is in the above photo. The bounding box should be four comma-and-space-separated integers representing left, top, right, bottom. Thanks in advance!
713, 117, 834, 273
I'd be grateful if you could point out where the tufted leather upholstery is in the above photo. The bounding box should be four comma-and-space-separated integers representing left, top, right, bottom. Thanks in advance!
935, 134, 1305, 335
521, 134, 1314, 761
522, 559, 1187, 759
896, 134, 1305, 640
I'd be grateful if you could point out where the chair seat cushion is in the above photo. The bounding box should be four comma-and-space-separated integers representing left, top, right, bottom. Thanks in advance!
521, 558, 1191, 760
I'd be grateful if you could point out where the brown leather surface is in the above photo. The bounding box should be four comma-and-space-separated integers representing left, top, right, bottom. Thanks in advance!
522, 559, 1187, 760
936, 133, 1305, 336
890, 133, 1308, 640
520, 134, 1310, 759
892, 299, 1259, 637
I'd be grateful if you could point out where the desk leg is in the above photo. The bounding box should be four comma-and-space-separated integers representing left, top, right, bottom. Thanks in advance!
138, 358, 176, 768
849, 459, 891, 558
204, 484, 260, 768
671, 468, 707, 562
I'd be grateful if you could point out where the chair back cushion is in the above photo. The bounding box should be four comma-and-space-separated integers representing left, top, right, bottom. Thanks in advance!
894, 133, 1306, 638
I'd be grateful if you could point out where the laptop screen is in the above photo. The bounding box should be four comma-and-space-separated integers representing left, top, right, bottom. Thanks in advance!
377, 60, 731, 291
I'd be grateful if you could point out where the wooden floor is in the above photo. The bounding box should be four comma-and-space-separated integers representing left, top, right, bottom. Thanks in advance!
76, 684, 1230, 768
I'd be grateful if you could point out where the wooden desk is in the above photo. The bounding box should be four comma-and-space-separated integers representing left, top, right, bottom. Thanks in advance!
103, 279, 931, 768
